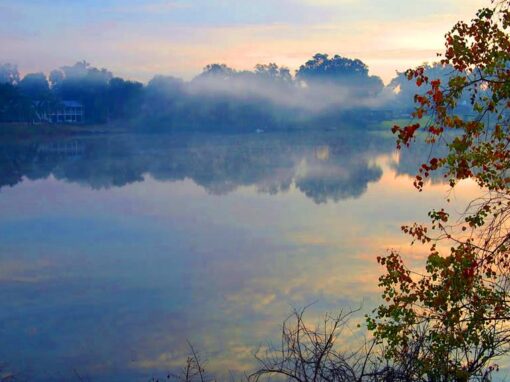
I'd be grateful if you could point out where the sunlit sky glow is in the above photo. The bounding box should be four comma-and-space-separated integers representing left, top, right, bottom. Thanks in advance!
0, 0, 488, 83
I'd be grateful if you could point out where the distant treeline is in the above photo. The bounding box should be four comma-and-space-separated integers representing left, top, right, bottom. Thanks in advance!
0, 55, 459, 130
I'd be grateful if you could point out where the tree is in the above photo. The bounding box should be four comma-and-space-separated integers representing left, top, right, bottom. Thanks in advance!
254, 63, 292, 83
387, 63, 463, 111
249, 308, 384, 382
296, 54, 384, 96
18, 73, 53, 122
56, 61, 113, 123
0, 83, 28, 122
297, 54, 369, 80
196, 64, 236, 81
18, 73, 50, 100
107, 77, 143, 119
146, 75, 184, 97
369, 1, 510, 380
0, 63, 20, 85
49, 69, 64, 88
0, 63, 24, 122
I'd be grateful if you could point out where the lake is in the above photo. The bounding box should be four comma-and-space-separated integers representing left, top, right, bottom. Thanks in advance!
0, 130, 477, 381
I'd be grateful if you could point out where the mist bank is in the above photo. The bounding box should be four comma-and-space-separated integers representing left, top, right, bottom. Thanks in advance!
0, 55, 460, 132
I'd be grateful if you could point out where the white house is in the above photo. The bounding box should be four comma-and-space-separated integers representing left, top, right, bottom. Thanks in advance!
47, 101, 84, 124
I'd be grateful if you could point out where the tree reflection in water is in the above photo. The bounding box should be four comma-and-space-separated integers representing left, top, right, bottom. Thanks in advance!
0, 130, 398, 203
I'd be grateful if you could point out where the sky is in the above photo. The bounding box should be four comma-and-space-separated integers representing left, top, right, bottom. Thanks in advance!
0, 0, 488, 83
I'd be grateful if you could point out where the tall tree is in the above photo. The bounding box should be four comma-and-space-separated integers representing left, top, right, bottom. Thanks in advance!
369, 1, 510, 380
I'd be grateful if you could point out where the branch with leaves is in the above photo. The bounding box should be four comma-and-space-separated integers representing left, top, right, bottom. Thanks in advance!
370, 1, 510, 381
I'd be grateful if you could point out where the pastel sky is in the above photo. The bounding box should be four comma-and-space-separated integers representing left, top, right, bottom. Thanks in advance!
0, 0, 487, 83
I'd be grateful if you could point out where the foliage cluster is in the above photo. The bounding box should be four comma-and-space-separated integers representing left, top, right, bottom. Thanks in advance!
370, 1, 510, 380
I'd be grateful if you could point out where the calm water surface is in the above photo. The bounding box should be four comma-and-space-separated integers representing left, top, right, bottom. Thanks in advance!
0, 131, 474, 381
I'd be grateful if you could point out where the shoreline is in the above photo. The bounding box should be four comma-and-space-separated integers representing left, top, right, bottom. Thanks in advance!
0, 122, 127, 139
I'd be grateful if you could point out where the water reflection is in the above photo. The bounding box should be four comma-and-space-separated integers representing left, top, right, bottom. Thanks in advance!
0, 131, 459, 382
0, 131, 392, 203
